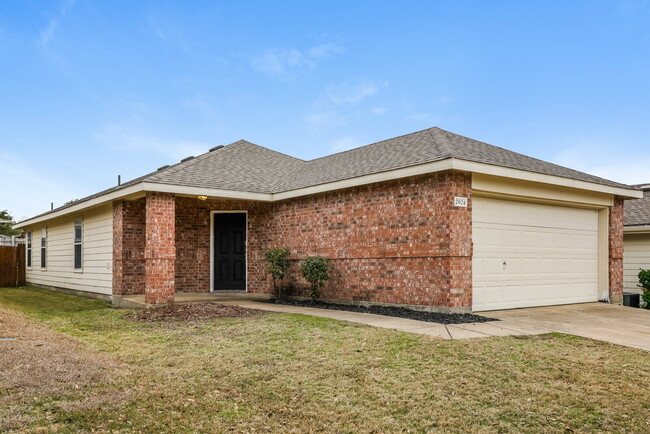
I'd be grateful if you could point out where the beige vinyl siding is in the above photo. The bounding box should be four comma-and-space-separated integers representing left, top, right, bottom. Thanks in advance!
25, 204, 113, 295
623, 233, 650, 294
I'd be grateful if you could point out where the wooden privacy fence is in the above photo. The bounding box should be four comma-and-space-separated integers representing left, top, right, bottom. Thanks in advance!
0, 245, 26, 287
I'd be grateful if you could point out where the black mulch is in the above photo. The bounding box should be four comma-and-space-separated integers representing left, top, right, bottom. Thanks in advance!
268, 298, 497, 325
125, 303, 262, 322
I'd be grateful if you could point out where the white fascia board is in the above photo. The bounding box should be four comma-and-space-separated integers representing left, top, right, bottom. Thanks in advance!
624, 225, 650, 234
451, 160, 643, 199
273, 159, 455, 201
141, 182, 274, 201
273, 158, 641, 201
16, 157, 640, 228
14, 184, 145, 229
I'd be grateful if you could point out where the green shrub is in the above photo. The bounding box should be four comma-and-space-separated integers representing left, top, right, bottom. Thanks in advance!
264, 248, 291, 298
639, 269, 650, 309
300, 256, 330, 300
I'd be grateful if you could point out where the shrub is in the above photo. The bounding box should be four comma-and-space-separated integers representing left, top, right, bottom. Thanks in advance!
264, 248, 291, 298
638, 269, 650, 309
300, 256, 330, 300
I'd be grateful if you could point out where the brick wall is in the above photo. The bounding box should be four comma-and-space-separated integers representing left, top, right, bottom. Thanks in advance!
144, 193, 176, 304
112, 198, 146, 296
174, 197, 274, 293
609, 195, 625, 303
266, 171, 473, 309
112, 171, 625, 310
115, 171, 473, 310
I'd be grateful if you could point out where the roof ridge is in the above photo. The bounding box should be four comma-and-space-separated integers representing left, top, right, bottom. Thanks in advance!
233, 139, 306, 162
427, 127, 454, 157
303, 126, 442, 163
146, 142, 239, 180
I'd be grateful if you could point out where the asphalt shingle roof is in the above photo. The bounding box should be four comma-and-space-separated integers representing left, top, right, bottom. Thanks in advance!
26, 127, 636, 221
147, 140, 304, 193
625, 184, 650, 226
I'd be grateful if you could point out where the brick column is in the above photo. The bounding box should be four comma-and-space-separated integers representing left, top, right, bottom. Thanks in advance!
445, 170, 473, 311
113, 198, 146, 296
609, 196, 624, 304
113, 200, 126, 296
145, 192, 176, 304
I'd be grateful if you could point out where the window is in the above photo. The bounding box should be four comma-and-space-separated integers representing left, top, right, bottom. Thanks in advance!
40, 228, 47, 269
74, 220, 83, 270
26, 231, 32, 268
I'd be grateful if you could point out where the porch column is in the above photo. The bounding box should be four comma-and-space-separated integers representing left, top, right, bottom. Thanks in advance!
145, 192, 176, 304
608, 196, 624, 304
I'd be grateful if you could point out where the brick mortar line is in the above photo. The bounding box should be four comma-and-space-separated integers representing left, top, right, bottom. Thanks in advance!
287, 255, 472, 261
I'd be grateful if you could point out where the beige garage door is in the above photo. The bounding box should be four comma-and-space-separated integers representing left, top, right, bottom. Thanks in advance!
473, 196, 599, 311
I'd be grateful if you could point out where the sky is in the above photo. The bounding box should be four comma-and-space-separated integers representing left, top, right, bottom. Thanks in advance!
2, 0, 650, 220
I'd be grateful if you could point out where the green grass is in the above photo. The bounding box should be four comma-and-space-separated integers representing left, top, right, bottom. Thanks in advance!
1, 286, 649, 432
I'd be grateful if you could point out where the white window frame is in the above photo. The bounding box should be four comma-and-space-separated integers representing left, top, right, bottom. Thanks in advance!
74, 219, 83, 271
26, 231, 32, 269
40, 227, 47, 270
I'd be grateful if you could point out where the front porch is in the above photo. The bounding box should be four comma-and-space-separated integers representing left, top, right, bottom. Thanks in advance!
112, 192, 273, 304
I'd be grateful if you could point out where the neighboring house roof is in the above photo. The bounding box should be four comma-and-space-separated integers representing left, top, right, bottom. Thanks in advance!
17, 126, 640, 226
625, 184, 650, 226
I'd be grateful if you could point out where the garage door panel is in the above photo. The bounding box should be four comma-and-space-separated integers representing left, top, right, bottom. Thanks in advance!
473, 197, 599, 311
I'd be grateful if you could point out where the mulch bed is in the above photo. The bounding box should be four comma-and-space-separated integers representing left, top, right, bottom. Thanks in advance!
269, 298, 497, 325
125, 303, 263, 322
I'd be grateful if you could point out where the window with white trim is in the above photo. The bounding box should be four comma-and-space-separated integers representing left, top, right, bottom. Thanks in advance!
26, 231, 32, 268
74, 220, 83, 270
40, 228, 47, 269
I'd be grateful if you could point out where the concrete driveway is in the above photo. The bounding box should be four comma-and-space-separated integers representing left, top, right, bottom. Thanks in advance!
483, 303, 650, 351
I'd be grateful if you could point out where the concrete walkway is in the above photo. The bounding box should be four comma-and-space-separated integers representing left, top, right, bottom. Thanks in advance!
483, 303, 650, 351
217, 298, 553, 339
121, 294, 650, 349
123, 292, 547, 340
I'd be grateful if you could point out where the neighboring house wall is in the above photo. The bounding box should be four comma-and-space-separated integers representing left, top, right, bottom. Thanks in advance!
623, 233, 650, 294
25, 204, 113, 295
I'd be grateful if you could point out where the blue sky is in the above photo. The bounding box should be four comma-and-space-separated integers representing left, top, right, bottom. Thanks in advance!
2, 0, 649, 220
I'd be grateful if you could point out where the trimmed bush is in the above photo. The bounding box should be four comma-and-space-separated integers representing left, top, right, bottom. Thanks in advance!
264, 248, 291, 298
300, 256, 330, 300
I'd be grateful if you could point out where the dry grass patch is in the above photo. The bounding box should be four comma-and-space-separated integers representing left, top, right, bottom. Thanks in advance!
1, 286, 649, 432
0, 305, 130, 432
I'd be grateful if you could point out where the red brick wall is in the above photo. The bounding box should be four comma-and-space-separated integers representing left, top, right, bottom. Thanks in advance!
609, 196, 625, 303
174, 197, 274, 293
112, 198, 146, 296
144, 192, 176, 304
265, 171, 473, 309
115, 170, 473, 310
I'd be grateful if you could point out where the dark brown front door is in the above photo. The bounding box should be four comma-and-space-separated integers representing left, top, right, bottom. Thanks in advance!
213, 213, 246, 290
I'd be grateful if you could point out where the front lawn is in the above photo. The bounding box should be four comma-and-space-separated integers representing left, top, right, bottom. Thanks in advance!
1, 286, 649, 432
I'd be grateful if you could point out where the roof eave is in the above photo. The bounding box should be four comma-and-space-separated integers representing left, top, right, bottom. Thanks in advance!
15, 157, 641, 228
624, 224, 650, 234
14, 183, 147, 229
452, 159, 642, 199
274, 158, 642, 201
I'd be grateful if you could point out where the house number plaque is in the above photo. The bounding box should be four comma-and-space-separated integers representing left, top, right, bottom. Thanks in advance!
453, 196, 468, 207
